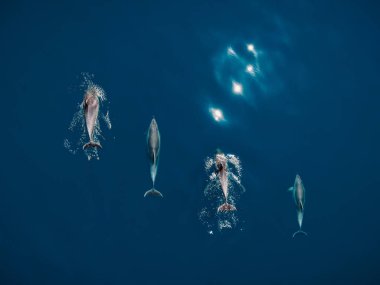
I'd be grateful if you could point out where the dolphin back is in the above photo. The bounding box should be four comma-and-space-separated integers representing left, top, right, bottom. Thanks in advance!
147, 120, 160, 160
293, 176, 305, 210
83, 92, 100, 148
146, 119, 162, 195
147, 119, 160, 174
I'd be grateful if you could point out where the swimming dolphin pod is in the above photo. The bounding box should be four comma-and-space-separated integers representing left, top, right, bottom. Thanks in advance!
72, 91, 314, 234
288, 174, 308, 238
144, 118, 163, 198
83, 87, 102, 150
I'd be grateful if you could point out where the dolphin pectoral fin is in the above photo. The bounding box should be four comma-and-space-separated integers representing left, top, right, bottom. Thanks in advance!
288, 187, 294, 192
292, 230, 308, 238
144, 188, 163, 198
83, 141, 102, 150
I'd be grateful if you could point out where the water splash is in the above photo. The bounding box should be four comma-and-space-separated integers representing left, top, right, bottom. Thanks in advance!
64, 74, 112, 160
102, 111, 112, 130
199, 152, 245, 233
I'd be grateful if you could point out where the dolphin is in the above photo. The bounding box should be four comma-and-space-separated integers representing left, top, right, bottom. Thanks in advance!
288, 174, 308, 238
215, 152, 236, 212
82, 87, 102, 149
144, 118, 163, 198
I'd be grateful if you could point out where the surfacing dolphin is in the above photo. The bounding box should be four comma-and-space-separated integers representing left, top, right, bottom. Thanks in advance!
215, 151, 236, 212
82, 87, 102, 149
288, 174, 308, 238
144, 118, 163, 198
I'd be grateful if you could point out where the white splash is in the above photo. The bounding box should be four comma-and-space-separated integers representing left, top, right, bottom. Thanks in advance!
247, 43, 258, 57
103, 110, 112, 130
213, 41, 268, 107
218, 220, 232, 229
209, 107, 225, 122
227, 46, 237, 57
246, 64, 256, 76
232, 81, 243, 95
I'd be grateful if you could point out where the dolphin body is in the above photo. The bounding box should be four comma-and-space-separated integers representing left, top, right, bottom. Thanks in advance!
82, 88, 102, 149
288, 174, 308, 238
215, 152, 236, 212
144, 118, 163, 198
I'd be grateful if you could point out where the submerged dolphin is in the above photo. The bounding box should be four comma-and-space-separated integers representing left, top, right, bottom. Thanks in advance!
288, 174, 308, 238
144, 118, 163, 198
82, 88, 102, 149
215, 152, 236, 212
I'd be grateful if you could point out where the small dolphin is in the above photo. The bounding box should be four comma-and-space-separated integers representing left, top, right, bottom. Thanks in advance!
82, 87, 102, 149
288, 174, 308, 238
215, 151, 236, 212
144, 118, 163, 198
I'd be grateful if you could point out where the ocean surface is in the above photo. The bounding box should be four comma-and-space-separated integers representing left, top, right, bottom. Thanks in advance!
1, 0, 380, 284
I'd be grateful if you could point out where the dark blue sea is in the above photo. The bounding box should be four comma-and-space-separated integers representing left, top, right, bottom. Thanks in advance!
1, 0, 380, 284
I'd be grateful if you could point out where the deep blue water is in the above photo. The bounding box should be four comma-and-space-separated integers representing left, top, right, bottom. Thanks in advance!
1, 0, 380, 284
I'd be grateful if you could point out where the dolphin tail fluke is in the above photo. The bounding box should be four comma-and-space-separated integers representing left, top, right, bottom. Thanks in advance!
144, 188, 163, 198
83, 141, 102, 150
217, 203, 237, 212
292, 230, 308, 238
